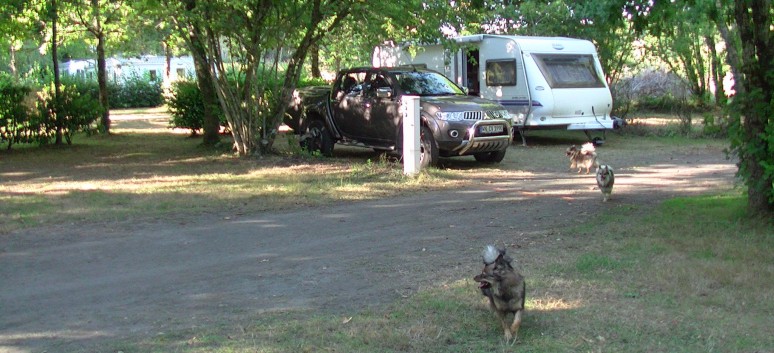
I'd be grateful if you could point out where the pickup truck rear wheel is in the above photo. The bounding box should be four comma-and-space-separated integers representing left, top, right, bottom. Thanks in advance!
474, 148, 507, 163
419, 125, 439, 168
301, 120, 334, 157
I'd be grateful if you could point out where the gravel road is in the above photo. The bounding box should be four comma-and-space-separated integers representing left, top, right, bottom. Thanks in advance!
0, 143, 736, 352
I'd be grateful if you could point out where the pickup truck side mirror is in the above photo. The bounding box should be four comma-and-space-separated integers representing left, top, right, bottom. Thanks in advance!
376, 87, 393, 98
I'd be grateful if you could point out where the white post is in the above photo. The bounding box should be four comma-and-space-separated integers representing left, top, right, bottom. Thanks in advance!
401, 95, 421, 176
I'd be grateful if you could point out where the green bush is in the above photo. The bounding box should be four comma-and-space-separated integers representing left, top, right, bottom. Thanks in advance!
62, 76, 100, 101
108, 73, 163, 108
165, 70, 329, 136
166, 80, 225, 135
62, 73, 163, 109
299, 76, 329, 87
634, 94, 679, 112
57, 84, 103, 141
0, 73, 101, 149
0, 74, 36, 149
35, 82, 102, 144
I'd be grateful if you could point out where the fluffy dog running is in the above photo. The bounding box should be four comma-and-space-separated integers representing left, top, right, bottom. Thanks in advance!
473, 245, 526, 343
566, 142, 598, 174
596, 164, 615, 202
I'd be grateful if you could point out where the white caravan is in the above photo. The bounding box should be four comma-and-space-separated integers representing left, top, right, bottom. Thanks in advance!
373, 34, 617, 144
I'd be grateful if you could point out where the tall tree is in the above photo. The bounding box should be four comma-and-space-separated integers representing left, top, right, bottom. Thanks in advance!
645, 0, 722, 103
174, 0, 221, 147
66, 0, 130, 134
721, 0, 774, 215
159, 0, 359, 156
0, 0, 28, 78
132, 0, 221, 145
50, 0, 64, 144
0, 0, 61, 80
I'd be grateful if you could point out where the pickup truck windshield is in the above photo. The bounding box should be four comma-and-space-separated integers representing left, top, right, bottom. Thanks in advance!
393, 71, 464, 96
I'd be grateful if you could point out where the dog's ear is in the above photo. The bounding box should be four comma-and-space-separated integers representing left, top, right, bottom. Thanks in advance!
495, 248, 514, 268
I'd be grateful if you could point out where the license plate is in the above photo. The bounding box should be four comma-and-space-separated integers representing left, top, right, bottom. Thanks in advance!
479, 125, 504, 134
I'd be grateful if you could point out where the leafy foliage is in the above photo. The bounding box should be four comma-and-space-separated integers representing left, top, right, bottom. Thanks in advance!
164, 0, 363, 155
63, 74, 163, 109
48, 83, 103, 143
166, 80, 225, 135
720, 0, 774, 213
0, 73, 35, 149
0, 73, 101, 149
107, 73, 164, 108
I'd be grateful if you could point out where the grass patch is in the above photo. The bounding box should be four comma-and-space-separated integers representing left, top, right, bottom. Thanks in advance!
0, 131, 466, 234
107, 192, 772, 353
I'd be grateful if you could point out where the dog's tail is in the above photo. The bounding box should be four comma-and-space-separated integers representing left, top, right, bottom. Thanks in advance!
581, 142, 596, 155
483, 244, 517, 267
482, 245, 499, 264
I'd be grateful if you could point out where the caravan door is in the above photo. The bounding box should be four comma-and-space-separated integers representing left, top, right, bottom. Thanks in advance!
477, 37, 531, 124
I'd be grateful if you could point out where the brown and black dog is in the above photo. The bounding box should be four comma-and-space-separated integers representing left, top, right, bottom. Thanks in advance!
473, 245, 526, 342
566, 142, 599, 174
596, 164, 615, 202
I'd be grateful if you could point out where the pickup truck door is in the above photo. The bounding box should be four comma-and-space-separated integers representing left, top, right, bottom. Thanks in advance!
333, 71, 370, 139
362, 72, 400, 144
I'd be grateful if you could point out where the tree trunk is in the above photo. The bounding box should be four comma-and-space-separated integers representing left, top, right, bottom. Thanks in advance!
96, 31, 110, 134
162, 40, 172, 92
704, 35, 725, 105
732, 0, 774, 215
310, 43, 321, 78
714, 7, 741, 95
190, 35, 220, 146
192, 42, 221, 147
91, 0, 110, 134
9, 45, 17, 78
52, 0, 63, 145
182, 0, 220, 146
163, 40, 171, 82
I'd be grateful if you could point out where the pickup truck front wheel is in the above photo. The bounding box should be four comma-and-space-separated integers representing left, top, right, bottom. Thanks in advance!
473, 148, 507, 163
419, 126, 439, 168
301, 120, 334, 157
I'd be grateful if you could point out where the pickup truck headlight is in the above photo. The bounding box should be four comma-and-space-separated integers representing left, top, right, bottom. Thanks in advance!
435, 111, 466, 121
487, 110, 511, 120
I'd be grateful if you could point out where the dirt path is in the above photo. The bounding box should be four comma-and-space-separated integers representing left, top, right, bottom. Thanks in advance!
0, 144, 736, 352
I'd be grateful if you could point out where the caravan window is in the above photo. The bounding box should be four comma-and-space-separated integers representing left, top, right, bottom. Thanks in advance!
485, 60, 517, 86
532, 54, 605, 89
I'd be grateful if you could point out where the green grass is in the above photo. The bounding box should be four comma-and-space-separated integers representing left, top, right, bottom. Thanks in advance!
2, 111, 768, 352
0, 131, 466, 234
107, 192, 773, 353
1, 114, 731, 234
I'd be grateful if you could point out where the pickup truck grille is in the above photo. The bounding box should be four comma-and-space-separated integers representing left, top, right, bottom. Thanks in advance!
463, 111, 508, 121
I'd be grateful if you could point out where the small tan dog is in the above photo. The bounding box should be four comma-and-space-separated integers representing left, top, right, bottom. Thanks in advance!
566, 142, 598, 174
473, 245, 526, 343
596, 164, 615, 202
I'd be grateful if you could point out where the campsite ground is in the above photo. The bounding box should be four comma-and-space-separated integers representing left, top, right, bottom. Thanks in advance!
0, 109, 747, 352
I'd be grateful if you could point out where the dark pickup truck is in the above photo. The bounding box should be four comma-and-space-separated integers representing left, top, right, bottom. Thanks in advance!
286, 67, 513, 167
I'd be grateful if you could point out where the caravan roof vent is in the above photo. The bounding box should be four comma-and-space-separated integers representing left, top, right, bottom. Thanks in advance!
552, 43, 565, 50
